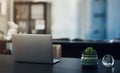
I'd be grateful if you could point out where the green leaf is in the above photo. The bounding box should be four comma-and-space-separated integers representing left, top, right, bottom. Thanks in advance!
83, 47, 97, 55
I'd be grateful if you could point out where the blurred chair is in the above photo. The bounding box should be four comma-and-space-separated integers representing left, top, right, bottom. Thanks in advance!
114, 38, 120, 40
53, 38, 70, 41
72, 38, 84, 41
112, 38, 120, 42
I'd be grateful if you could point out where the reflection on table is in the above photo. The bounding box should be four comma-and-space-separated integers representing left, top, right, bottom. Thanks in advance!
0, 55, 120, 73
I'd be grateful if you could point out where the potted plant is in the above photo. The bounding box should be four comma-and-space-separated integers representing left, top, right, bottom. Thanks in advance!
81, 47, 98, 69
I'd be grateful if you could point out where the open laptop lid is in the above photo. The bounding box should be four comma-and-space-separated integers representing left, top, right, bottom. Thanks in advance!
12, 34, 54, 63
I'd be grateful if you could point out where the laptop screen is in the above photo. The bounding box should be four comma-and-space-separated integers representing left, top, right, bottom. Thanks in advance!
12, 34, 54, 63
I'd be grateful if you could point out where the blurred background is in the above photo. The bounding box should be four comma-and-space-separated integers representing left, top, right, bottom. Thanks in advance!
0, 0, 120, 40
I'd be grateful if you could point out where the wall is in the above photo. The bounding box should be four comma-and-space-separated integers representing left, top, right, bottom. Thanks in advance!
0, 16, 7, 33
84, 0, 107, 40
107, 0, 120, 40
0, 0, 14, 35
80, 0, 120, 40
80, 0, 92, 39
0, 0, 7, 35
51, 0, 80, 39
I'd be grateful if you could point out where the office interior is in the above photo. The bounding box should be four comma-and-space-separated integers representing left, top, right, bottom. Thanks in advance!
0, 0, 120, 59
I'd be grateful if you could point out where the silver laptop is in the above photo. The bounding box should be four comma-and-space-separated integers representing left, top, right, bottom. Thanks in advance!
12, 34, 61, 64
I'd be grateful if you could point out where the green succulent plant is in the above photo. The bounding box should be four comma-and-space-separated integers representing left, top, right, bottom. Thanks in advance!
83, 47, 97, 55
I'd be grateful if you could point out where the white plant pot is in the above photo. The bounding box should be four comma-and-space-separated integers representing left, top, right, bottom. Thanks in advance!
81, 54, 98, 69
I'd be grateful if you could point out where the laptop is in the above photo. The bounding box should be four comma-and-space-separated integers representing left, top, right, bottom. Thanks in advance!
12, 34, 61, 64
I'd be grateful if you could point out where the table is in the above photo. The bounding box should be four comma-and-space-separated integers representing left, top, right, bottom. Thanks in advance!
0, 55, 120, 73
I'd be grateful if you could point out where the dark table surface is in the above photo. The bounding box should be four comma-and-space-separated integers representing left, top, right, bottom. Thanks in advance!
0, 55, 120, 73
